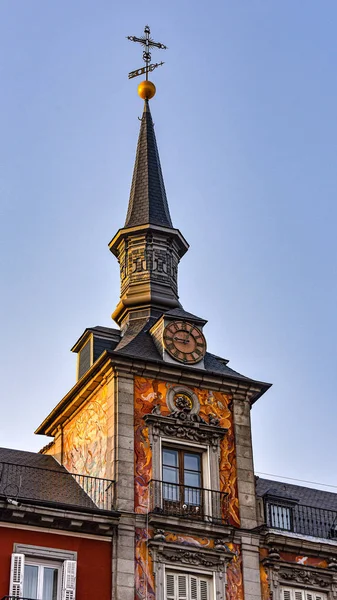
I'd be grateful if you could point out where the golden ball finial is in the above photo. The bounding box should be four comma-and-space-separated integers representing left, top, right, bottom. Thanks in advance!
138, 80, 156, 100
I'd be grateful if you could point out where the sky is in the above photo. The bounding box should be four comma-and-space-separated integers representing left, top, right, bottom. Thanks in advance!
1, 0, 337, 490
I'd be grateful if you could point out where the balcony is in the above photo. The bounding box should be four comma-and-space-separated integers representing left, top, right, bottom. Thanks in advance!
0, 461, 114, 512
265, 499, 337, 540
149, 480, 229, 524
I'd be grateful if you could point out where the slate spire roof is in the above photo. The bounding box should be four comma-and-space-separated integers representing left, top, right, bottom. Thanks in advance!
124, 99, 173, 228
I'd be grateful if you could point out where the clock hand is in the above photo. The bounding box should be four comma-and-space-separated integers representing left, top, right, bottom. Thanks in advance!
173, 336, 189, 344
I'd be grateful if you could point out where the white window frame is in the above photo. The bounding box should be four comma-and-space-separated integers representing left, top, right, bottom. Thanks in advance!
10, 545, 77, 600
23, 557, 61, 600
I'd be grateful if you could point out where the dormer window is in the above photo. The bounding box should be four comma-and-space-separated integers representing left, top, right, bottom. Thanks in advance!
77, 337, 92, 380
264, 491, 299, 532
71, 327, 121, 381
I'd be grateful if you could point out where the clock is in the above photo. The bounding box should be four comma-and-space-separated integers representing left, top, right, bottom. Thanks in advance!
163, 320, 206, 364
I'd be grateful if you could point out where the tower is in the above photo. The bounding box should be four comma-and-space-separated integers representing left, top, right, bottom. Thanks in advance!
36, 27, 271, 600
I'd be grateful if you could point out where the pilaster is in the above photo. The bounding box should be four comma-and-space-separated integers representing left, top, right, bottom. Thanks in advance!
112, 371, 136, 600
239, 533, 262, 600
232, 395, 258, 529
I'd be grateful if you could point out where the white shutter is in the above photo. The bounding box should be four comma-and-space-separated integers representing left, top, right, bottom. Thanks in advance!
281, 588, 292, 600
166, 572, 210, 600
295, 591, 304, 600
199, 579, 209, 600
166, 573, 176, 600
281, 588, 327, 600
9, 553, 25, 597
61, 560, 77, 600
190, 576, 198, 600
178, 574, 188, 600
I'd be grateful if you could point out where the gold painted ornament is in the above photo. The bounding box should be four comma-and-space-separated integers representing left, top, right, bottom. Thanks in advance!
138, 80, 156, 100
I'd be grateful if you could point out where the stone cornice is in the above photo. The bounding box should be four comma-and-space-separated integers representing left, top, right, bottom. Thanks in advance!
262, 531, 337, 557
0, 499, 119, 537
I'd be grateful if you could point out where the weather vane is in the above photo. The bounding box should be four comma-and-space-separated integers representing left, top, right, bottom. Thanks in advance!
127, 25, 167, 100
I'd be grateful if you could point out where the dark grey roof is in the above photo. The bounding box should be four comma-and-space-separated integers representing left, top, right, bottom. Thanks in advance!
165, 308, 208, 325
256, 477, 337, 512
113, 317, 162, 359
71, 325, 121, 353
0, 447, 97, 511
124, 100, 173, 228
91, 326, 121, 337
111, 319, 257, 382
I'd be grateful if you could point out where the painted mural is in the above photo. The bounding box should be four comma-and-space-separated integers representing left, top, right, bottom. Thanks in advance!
165, 532, 215, 548
135, 527, 155, 600
134, 376, 240, 525
226, 543, 244, 600
259, 548, 329, 600
63, 386, 108, 479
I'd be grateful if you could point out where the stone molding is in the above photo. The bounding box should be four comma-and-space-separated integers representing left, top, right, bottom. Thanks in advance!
149, 540, 233, 571
262, 546, 337, 599
144, 413, 227, 452
278, 569, 330, 588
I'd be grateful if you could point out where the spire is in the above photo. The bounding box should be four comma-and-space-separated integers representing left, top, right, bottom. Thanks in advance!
109, 27, 188, 331
109, 100, 188, 330
125, 100, 172, 228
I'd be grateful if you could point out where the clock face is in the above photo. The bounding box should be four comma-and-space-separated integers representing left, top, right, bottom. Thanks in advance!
163, 320, 206, 364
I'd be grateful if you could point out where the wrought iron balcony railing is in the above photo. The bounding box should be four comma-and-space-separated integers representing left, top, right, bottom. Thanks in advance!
149, 480, 229, 524
0, 461, 114, 512
265, 499, 337, 540
1, 597, 36, 600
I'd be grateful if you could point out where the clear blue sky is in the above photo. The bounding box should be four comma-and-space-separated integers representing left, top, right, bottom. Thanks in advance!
1, 1, 337, 489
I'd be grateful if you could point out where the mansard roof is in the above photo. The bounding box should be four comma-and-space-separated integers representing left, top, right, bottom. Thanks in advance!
256, 477, 337, 511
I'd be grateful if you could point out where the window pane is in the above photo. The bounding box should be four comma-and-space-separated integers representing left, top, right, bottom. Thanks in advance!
184, 486, 201, 505
184, 453, 200, 472
43, 567, 58, 600
163, 481, 179, 501
163, 449, 178, 467
163, 466, 179, 484
23, 565, 38, 599
184, 471, 201, 488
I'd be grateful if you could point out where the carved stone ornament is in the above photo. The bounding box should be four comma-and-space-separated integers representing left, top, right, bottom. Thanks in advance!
144, 413, 227, 451
166, 386, 201, 418
328, 558, 337, 571
262, 547, 281, 568
149, 544, 233, 571
279, 569, 330, 588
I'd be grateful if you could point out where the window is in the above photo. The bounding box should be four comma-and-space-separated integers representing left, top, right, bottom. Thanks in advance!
162, 447, 203, 514
23, 560, 59, 600
10, 552, 77, 600
269, 503, 292, 530
166, 572, 210, 600
281, 587, 327, 600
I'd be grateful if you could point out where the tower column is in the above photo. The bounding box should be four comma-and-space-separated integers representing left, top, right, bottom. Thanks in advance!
112, 370, 136, 600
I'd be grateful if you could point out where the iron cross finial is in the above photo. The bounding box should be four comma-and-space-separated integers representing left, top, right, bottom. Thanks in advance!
127, 25, 167, 81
